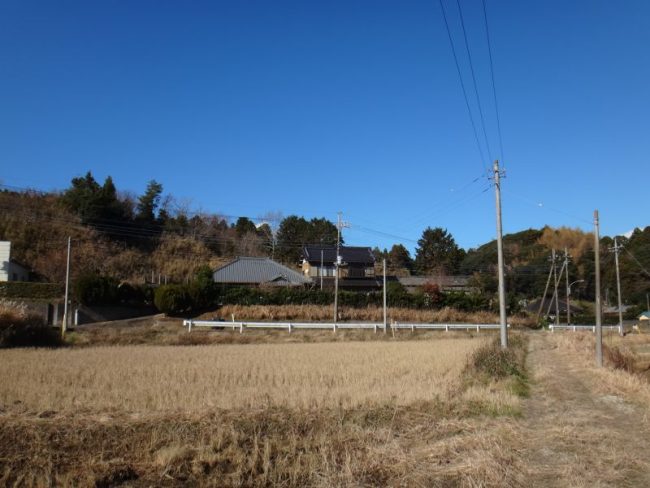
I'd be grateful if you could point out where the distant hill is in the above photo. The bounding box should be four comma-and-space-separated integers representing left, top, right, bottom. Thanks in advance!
460, 225, 650, 307
1, 177, 648, 307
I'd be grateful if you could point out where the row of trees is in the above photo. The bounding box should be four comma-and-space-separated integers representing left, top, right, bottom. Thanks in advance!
57, 171, 466, 274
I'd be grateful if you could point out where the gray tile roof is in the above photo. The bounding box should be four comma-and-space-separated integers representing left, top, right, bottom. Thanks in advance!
213, 257, 311, 286
303, 245, 375, 265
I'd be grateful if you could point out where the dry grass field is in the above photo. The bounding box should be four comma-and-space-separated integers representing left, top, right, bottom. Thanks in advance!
0, 301, 540, 486
6, 294, 650, 486
0, 333, 532, 486
0, 339, 484, 411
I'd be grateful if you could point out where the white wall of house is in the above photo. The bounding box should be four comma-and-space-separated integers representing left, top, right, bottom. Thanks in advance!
0, 241, 30, 282
0, 241, 10, 282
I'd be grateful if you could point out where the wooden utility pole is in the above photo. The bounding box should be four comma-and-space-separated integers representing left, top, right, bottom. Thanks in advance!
611, 238, 624, 336
320, 249, 324, 291
62, 236, 71, 339
564, 248, 571, 325
552, 249, 560, 326
383, 258, 387, 334
537, 260, 554, 320
333, 212, 349, 328
493, 160, 508, 348
594, 210, 603, 367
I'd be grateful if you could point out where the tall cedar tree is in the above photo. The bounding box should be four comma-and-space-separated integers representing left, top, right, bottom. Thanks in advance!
388, 244, 413, 271
234, 217, 257, 237
136, 180, 163, 225
415, 227, 464, 275
275, 216, 338, 264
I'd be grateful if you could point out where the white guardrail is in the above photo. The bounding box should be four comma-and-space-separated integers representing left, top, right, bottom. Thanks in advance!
549, 324, 620, 333
182, 319, 511, 334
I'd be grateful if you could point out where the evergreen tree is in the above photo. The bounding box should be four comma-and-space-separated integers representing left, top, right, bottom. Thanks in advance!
275, 216, 311, 263
388, 244, 413, 271
61, 172, 127, 226
234, 217, 257, 237
414, 227, 463, 275
136, 180, 163, 225
275, 216, 339, 264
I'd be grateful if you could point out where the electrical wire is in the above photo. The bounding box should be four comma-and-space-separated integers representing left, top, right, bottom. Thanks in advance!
438, 0, 489, 174
455, 0, 493, 163
481, 0, 505, 166
623, 248, 650, 277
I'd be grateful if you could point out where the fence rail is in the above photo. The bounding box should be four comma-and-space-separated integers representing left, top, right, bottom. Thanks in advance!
182, 319, 510, 334
549, 324, 620, 333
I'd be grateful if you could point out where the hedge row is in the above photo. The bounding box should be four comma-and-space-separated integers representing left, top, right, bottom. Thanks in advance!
0, 282, 64, 300
219, 285, 491, 312
153, 282, 493, 316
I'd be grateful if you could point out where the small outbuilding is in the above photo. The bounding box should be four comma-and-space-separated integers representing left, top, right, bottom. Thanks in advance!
638, 311, 650, 322
212, 257, 311, 287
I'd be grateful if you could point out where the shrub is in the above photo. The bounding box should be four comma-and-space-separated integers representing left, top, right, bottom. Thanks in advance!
469, 337, 525, 380
115, 283, 153, 305
443, 292, 489, 312
74, 273, 120, 305
0, 301, 62, 348
421, 282, 444, 308
154, 285, 191, 315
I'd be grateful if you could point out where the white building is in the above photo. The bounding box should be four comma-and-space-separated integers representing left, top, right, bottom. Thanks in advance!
0, 241, 30, 282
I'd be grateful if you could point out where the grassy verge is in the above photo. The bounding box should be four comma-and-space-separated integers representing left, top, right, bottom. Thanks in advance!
461, 334, 530, 416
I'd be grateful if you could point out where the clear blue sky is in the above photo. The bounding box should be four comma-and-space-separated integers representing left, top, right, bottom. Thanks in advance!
1, 0, 649, 252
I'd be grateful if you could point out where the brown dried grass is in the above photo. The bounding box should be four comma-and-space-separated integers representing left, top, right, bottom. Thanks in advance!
547, 332, 650, 408
0, 404, 527, 487
0, 339, 485, 411
214, 304, 534, 326
0, 334, 529, 487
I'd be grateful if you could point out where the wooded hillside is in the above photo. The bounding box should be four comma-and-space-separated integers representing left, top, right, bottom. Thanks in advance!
1, 173, 648, 307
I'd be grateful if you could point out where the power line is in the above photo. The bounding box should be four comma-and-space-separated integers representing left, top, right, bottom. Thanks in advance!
438, 0, 489, 174
390, 174, 484, 231
624, 248, 650, 278
455, 0, 493, 163
503, 190, 593, 225
481, 0, 505, 166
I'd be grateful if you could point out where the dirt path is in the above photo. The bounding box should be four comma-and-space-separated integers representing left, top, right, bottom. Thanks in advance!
519, 332, 650, 487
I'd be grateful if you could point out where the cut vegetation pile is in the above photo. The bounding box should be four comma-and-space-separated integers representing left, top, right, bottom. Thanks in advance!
0, 333, 530, 486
